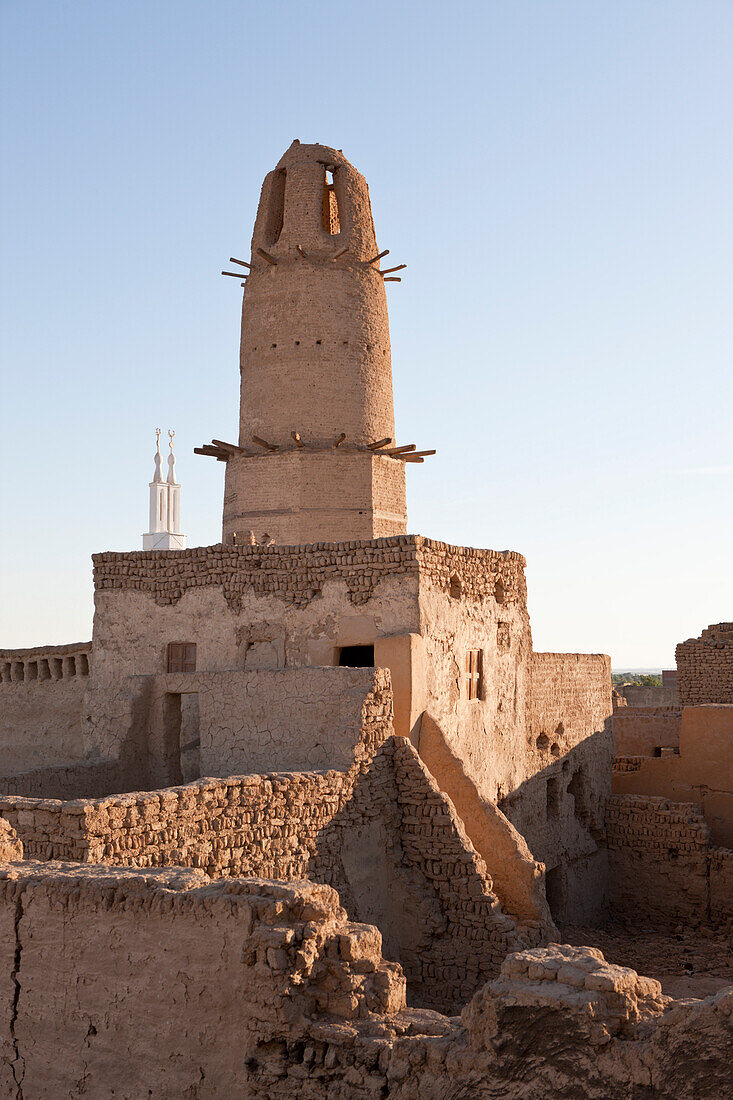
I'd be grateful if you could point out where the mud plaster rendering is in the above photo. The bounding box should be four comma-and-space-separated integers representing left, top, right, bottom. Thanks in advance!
1, 141, 731, 1097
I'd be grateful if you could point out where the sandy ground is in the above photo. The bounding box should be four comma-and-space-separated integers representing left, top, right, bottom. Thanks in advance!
562, 922, 733, 999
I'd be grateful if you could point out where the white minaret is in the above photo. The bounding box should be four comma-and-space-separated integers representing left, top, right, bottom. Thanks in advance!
143, 429, 186, 550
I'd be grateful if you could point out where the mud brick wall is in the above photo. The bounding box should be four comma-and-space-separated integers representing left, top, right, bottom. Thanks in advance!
606, 795, 711, 925
613, 707, 682, 756
0, 865, 405, 1097
92, 535, 526, 610
710, 848, 733, 925
677, 623, 733, 704
0, 739, 534, 1014
198, 666, 394, 775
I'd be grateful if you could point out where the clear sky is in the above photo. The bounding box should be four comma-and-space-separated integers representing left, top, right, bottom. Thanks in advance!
1, 1, 732, 667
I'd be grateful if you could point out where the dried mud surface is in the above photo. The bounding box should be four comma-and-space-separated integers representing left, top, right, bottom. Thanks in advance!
564, 921, 733, 999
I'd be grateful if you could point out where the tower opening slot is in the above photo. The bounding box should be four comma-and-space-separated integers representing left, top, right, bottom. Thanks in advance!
266, 169, 286, 245
322, 168, 340, 235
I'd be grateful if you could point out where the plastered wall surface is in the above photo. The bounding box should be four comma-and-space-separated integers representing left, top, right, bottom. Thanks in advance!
144, 666, 393, 779
620, 684, 679, 707
0, 854, 730, 1098
0, 644, 91, 776
613, 706, 682, 756
612, 705, 733, 847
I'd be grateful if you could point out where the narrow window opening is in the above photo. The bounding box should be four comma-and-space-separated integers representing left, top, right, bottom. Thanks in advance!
12, 662, 24, 682
568, 769, 590, 824
546, 776, 561, 819
465, 650, 484, 700
545, 866, 564, 918
51, 658, 63, 680
26, 661, 38, 681
64, 655, 76, 677
78, 653, 90, 676
167, 642, 197, 673
321, 168, 340, 235
265, 168, 286, 245
494, 578, 506, 604
449, 574, 462, 599
338, 645, 374, 668
39, 659, 51, 681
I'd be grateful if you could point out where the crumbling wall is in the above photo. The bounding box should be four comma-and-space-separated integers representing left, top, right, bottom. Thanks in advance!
0, 865, 405, 1097
613, 706, 682, 756
676, 623, 733, 704
711, 848, 733, 925
612, 705, 733, 848
0, 737, 538, 1014
0, 643, 90, 777
0, 856, 730, 1097
498, 652, 613, 924
606, 795, 712, 926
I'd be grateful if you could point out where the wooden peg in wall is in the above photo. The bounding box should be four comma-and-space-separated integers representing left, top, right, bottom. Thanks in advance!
380, 264, 407, 275
367, 249, 390, 265
384, 277, 402, 282
332, 247, 349, 260
296, 245, 308, 258
291, 431, 304, 448
229, 257, 252, 268
256, 249, 278, 265
252, 436, 279, 451
367, 437, 392, 450
333, 433, 347, 447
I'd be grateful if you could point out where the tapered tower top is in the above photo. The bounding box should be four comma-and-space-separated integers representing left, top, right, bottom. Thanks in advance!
199, 141, 432, 546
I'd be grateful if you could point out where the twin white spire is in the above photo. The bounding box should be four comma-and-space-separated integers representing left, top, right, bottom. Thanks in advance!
143, 429, 186, 550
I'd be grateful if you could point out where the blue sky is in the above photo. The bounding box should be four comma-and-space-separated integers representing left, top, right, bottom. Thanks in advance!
1, 1, 732, 666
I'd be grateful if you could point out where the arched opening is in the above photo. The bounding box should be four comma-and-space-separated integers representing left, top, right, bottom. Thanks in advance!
266, 169, 286, 244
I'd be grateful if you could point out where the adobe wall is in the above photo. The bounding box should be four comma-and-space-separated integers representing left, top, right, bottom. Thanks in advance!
141, 666, 393, 781
0, 643, 90, 776
606, 794, 733, 928
676, 623, 733, 704
0, 856, 730, 1098
613, 705, 682, 756
612, 705, 733, 847
0, 864, 406, 1097
620, 683, 678, 707
497, 653, 613, 924
0, 735, 540, 1014
87, 536, 527, 768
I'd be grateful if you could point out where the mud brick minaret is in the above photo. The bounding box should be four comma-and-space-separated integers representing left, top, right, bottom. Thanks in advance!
200, 140, 422, 546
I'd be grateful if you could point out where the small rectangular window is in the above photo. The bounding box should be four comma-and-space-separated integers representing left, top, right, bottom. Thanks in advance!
466, 649, 483, 700
167, 642, 197, 673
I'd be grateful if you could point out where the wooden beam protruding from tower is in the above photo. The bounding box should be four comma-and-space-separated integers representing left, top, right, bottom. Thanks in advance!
252, 436, 279, 451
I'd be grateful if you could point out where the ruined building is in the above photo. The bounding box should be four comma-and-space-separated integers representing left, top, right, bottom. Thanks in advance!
0, 141, 731, 1097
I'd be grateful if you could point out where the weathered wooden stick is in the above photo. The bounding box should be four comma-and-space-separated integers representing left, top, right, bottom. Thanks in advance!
229, 257, 252, 269
333, 433, 347, 447
256, 248, 278, 265
367, 437, 392, 450
402, 456, 424, 463
291, 431, 304, 448
384, 277, 402, 282
252, 435, 279, 451
222, 271, 247, 278
409, 450, 437, 458
332, 247, 349, 260
211, 439, 242, 455
296, 245, 308, 258
194, 446, 228, 462
367, 249, 389, 265
385, 444, 417, 455
380, 264, 406, 275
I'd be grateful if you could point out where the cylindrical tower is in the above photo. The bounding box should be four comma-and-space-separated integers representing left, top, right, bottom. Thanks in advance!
222, 140, 407, 546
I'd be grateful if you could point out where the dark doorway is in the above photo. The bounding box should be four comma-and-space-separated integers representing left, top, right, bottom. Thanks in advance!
338, 645, 374, 668
164, 692, 201, 784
